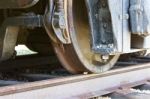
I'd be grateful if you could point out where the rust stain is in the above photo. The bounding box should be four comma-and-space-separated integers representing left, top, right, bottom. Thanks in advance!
17, 0, 33, 7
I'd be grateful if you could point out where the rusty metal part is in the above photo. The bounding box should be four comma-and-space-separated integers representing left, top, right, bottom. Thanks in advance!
52, 44, 88, 73
44, 0, 88, 73
48, 0, 120, 73
0, 63, 149, 98
44, 0, 71, 44
0, 0, 39, 9
20, 74, 59, 81
52, 0, 71, 44
44, 0, 58, 43
0, 14, 43, 61
61, 0, 119, 73
0, 26, 19, 61
45, 0, 120, 73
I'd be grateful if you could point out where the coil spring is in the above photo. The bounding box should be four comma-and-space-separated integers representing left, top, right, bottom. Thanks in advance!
55, 0, 64, 13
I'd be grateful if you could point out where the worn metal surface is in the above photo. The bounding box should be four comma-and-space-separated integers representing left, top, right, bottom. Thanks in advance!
0, 0, 39, 9
53, 0, 120, 73
0, 63, 149, 99
45, 0, 71, 44
48, 0, 121, 73
86, 0, 114, 55
130, 0, 150, 36
0, 15, 43, 61
50, 0, 150, 73
85, 0, 130, 54
85, 0, 150, 54
1, 15, 43, 28
52, 0, 70, 44
0, 26, 19, 61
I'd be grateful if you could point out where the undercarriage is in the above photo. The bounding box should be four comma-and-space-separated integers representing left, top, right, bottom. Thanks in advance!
0, 0, 150, 73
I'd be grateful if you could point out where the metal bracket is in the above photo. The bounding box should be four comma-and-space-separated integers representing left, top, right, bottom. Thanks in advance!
52, 0, 71, 44
3, 14, 43, 28
85, 0, 115, 55
0, 14, 43, 61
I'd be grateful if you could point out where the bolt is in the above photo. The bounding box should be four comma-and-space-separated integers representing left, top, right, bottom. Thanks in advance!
96, 46, 100, 49
102, 3, 106, 8
103, 23, 107, 29
95, 14, 99, 19
102, 55, 109, 62
96, 45, 103, 49
108, 44, 114, 48
83, 72, 88, 75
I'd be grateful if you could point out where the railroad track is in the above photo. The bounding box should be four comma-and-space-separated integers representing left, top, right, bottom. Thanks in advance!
0, 56, 149, 99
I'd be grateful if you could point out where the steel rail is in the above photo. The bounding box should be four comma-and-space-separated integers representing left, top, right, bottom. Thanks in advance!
0, 63, 150, 99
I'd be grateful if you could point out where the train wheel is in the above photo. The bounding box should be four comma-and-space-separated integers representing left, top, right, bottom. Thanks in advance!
46, 0, 120, 73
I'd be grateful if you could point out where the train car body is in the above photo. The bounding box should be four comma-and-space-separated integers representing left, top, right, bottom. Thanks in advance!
0, 0, 150, 73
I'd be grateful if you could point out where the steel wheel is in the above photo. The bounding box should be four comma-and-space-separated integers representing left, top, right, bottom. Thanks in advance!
50, 0, 120, 73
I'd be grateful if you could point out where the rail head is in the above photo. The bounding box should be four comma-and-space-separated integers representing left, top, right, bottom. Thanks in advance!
0, 63, 149, 99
